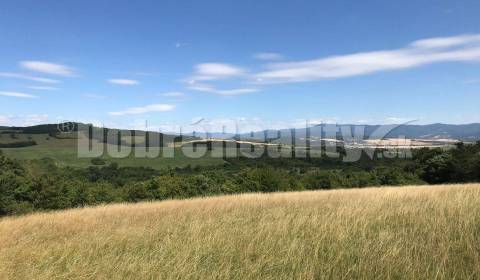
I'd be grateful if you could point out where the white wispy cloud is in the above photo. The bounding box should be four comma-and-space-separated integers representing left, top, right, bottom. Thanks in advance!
410, 34, 480, 48
256, 34, 480, 83
190, 63, 246, 81
0, 115, 9, 125
83, 93, 107, 99
0, 114, 49, 126
109, 103, 175, 116
26, 86, 59, 91
108, 79, 139, 85
161, 91, 185, 97
20, 61, 75, 76
253, 52, 284, 61
188, 84, 258, 96
214, 88, 258, 96
23, 114, 49, 125
176, 117, 343, 134
383, 117, 415, 124
0, 91, 37, 98
0, 72, 60, 84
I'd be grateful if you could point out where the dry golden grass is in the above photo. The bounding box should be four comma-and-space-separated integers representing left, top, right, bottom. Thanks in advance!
1, 184, 480, 279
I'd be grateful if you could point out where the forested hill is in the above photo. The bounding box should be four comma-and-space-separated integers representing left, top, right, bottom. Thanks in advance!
0, 122, 197, 144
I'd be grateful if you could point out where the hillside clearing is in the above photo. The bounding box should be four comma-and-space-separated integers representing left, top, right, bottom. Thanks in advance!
1, 184, 480, 279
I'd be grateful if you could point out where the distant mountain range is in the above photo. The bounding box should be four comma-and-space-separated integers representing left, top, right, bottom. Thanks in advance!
190, 123, 480, 142
293, 123, 480, 141
2, 123, 480, 142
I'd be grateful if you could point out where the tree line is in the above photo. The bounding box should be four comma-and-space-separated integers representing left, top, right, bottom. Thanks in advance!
1, 142, 480, 216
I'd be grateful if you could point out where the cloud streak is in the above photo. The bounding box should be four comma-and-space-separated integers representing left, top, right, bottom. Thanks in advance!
188, 84, 258, 96
108, 79, 139, 86
109, 103, 175, 116
20, 61, 75, 76
0, 91, 37, 98
161, 92, 185, 97
254, 52, 284, 61
189, 63, 246, 81
83, 94, 106, 99
256, 34, 480, 83
0, 72, 60, 84
0, 114, 49, 126
26, 86, 59, 91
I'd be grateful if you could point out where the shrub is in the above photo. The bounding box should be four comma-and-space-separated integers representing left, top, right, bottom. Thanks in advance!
91, 158, 106, 166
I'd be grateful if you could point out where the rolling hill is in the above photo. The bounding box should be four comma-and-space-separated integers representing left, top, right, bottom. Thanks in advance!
1, 184, 479, 279
0, 123, 222, 169
1, 122, 480, 169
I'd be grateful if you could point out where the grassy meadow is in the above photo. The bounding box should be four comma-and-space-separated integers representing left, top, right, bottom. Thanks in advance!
1, 184, 480, 279
1, 146, 225, 169
0, 132, 225, 168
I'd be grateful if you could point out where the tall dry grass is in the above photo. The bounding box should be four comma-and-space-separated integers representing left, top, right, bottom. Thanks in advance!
1, 184, 480, 279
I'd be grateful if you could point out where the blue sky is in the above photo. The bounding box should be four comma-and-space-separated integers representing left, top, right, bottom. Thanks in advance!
1, 0, 480, 132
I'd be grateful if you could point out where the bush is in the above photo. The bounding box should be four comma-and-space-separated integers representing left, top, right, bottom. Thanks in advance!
0, 140, 37, 148
91, 158, 106, 166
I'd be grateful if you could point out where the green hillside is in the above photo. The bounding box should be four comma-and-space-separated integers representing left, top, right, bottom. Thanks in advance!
0, 124, 224, 169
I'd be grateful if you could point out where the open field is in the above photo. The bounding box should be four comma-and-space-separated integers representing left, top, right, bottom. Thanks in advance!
0, 146, 225, 169
1, 184, 480, 279
0, 141, 328, 168
0, 129, 462, 169
0, 132, 225, 169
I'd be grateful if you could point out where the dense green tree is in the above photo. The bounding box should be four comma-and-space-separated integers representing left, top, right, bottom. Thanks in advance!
2, 142, 480, 216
